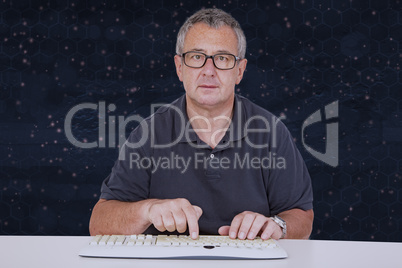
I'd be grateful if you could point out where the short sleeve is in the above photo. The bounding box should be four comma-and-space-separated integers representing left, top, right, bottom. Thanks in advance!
100, 121, 152, 202
266, 119, 313, 215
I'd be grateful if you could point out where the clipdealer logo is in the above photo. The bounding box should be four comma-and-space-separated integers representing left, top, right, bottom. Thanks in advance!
301, 101, 339, 167
64, 100, 339, 168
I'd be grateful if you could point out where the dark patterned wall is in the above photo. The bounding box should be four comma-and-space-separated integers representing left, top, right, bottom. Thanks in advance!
0, 0, 401, 241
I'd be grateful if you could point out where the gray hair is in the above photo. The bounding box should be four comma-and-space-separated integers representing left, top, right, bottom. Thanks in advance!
176, 8, 247, 59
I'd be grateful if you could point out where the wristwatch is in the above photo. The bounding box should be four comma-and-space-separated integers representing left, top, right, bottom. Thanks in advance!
270, 215, 287, 239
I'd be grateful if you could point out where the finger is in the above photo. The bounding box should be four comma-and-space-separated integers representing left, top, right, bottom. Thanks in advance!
247, 215, 268, 240
260, 220, 279, 240
218, 226, 230, 236
237, 213, 256, 240
152, 214, 167, 232
161, 212, 176, 232
193, 205, 203, 219
228, 214, 245, 239
172, 209, 187, 233
182, 205, 200, 239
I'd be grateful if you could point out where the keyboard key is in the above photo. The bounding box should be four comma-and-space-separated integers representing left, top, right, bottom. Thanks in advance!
115, 235, 126, 245
127, 237, 136, 246
99, 235, 110, 245
135, 240, 144, 246
107, 235, 118, 245
89, 235, 102, 245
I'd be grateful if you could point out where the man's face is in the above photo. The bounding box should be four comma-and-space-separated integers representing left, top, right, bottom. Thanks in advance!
174, 23, 247, 110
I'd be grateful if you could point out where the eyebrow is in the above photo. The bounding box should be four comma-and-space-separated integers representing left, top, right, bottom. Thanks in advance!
190, 48, 234, 54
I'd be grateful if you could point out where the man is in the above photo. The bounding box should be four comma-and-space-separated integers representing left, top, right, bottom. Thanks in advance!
89, 8, 313, 240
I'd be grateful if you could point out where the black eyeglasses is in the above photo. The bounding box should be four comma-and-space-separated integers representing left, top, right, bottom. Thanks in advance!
180, 51, 241, 70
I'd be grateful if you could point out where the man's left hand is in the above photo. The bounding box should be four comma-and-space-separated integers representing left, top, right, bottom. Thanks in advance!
218, 211, 283, 240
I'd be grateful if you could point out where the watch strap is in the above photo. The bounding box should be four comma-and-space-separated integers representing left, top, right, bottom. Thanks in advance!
270, 215, 287, 239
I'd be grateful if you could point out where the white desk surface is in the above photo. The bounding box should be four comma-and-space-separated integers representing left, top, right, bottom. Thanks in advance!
1, 236, 401, 268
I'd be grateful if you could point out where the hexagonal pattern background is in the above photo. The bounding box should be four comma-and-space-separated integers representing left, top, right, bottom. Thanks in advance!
0, 0, 401, 241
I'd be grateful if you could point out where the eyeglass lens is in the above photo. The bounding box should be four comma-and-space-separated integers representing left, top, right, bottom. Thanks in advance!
184, 52, 236, 69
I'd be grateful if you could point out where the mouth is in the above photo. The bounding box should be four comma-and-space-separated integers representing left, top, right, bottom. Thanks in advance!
198, 84, 219, 89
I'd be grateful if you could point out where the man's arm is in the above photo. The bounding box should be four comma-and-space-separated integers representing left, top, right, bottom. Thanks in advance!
278, 208, 314, 239
218, 208, 313, 240
89, 198, 202, 238
89, 199, 153, 235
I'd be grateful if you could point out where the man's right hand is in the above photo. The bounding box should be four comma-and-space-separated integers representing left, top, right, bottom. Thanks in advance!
146, 198, 203, 239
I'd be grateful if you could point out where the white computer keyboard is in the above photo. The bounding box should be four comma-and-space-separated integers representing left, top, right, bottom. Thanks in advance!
79, 234, 288, 259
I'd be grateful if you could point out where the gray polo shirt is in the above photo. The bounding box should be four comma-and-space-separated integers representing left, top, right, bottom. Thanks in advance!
100, 94, 313, 235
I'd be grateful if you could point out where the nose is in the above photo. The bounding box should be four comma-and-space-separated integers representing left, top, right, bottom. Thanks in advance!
201, 57, 217, 76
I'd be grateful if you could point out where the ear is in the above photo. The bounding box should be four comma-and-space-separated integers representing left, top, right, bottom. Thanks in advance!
174, 55, 184, 82
235, 58, 247, 85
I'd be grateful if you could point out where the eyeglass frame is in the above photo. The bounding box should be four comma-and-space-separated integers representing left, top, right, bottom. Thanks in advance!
179, 51, 242, 70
